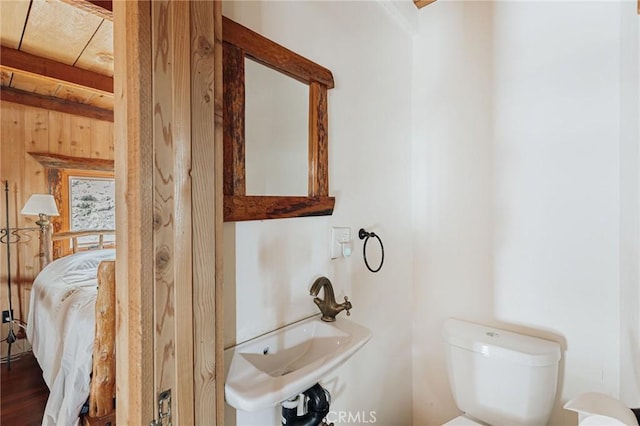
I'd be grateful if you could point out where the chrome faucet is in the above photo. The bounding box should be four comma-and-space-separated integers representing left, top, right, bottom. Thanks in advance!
310, 276, 352, 322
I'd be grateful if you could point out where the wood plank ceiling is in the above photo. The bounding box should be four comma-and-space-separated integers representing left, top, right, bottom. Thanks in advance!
0, 0, 114, 120
1, 0, 636, 120
0, 0, 435, 122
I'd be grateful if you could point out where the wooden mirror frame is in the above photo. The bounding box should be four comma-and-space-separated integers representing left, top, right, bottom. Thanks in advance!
222, 16, 335, 221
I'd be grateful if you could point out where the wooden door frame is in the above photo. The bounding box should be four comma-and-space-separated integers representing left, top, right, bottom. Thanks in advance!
113, 1, 223, 424
113, 1, 154, 423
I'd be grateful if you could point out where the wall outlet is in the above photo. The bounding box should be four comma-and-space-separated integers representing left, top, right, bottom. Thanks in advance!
2, 310, 13, 323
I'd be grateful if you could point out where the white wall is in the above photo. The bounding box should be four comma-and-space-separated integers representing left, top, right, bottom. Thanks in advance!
413, 1, 640, 425
619, 0, 640, 406
222, 1, 415, 425
411, 2, 497, 423
221, 1, 639, 425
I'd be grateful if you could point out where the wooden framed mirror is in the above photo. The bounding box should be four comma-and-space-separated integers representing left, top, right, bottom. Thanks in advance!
222, 17, 335, 221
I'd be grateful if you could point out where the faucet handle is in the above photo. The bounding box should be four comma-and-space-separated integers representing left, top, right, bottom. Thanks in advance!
344, 296, 351, 316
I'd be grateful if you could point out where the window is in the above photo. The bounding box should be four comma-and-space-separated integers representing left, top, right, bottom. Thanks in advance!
69, 175, 115, 249
53, 169, 115, 255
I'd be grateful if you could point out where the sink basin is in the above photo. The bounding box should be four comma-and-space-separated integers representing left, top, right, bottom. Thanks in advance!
224, 315, 372, 412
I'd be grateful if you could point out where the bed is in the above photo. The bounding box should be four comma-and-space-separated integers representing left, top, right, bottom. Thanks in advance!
26, 229, 116, 426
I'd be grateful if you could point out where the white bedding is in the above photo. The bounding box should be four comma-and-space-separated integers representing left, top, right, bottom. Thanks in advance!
27, 249, 116, 426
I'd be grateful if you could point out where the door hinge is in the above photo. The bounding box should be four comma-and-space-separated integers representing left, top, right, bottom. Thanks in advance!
150, 389, 172, 426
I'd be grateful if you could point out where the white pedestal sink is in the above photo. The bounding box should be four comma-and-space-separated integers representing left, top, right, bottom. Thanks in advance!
224, 315, 372, 412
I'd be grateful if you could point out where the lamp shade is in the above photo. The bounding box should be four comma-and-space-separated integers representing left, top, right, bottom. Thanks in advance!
20, 194, 59, 216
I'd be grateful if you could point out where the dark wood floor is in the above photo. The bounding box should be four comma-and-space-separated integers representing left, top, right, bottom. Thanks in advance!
1, 353, 48, 426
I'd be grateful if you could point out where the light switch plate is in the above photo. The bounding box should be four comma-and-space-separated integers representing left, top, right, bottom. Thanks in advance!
331, 227, 351, 259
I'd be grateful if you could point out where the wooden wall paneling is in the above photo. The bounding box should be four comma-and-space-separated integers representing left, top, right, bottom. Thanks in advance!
0, 103, 26, 357
0, 104, 26, 228
48, 111, 72, 155
90, 120, 114, 160
191, 0, 222, 423
70, 116, 92, 158
24, 106, 50, 208
24, 107, 50, 154
22, 107, 48, 277
152, 0, 195, 422
113, 0, 154, 424
0, 101, 115, 359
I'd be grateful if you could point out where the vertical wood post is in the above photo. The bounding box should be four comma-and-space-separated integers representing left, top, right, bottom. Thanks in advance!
113, 1, 154, 424
151, 0, 195, 423
89, 260, 116, 418
115, 1, 222, 424
39, 223, 53, 269
191, 1, 224, 423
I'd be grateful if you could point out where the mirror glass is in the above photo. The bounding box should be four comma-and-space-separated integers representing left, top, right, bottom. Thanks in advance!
244, 57, 308, 196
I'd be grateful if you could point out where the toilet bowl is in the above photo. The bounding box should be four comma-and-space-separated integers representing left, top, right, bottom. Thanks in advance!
443, 318, 562, 426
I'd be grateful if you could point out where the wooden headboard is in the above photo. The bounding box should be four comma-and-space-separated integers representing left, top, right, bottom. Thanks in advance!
40, 227, 116, 268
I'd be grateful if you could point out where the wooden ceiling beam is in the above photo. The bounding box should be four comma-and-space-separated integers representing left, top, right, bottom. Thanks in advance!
414, 0, 437, 9
1, 46, 113, 95
58, 0, 113, 21
1, 87, 113, 122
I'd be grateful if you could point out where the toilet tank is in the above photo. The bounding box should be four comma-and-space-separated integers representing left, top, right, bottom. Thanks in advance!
443, 319, 561, 426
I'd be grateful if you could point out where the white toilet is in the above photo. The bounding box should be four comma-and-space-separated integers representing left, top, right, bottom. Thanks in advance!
443, 318, 562, 426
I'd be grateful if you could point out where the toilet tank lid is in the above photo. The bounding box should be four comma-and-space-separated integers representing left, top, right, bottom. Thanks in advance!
443, 318, 561, 367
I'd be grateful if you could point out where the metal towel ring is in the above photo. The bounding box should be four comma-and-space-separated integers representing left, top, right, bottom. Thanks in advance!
358, 228, 384, 273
